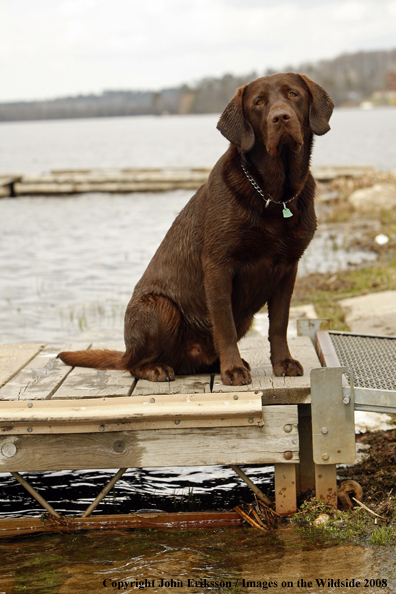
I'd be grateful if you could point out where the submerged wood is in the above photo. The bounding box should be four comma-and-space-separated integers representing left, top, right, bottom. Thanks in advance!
0, 511, 244, 538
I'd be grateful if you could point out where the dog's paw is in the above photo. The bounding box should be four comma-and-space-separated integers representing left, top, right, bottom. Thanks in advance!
221, 366, 252, 386
137, 363, 175, 382
272, 358, 304, 377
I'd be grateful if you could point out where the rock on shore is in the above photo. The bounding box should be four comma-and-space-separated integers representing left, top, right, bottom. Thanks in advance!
347, 183, 396, 212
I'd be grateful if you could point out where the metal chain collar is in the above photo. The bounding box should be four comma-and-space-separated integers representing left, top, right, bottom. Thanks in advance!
240, 162, 298, 218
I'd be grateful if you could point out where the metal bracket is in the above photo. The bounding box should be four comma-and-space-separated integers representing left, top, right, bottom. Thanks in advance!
310, 367, 356, 465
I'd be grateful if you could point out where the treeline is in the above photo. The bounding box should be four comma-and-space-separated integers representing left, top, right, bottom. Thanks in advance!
1, 48, 395, 122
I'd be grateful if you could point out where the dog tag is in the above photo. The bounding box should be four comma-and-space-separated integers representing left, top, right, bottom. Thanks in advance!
282, 204, 293, 218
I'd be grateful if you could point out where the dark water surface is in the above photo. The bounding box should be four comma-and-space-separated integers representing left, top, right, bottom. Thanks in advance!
0, 466, 273, 519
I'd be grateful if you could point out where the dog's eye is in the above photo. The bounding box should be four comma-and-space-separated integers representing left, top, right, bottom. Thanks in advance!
256, 98, 264, 105
289, 91, 297, 97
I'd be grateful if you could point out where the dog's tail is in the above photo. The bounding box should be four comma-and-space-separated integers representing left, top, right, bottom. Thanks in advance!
58, 349, 128, 370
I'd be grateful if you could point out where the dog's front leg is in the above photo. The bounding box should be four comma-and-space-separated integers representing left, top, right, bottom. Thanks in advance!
268, 262, 304, 377
203, 264, 252, 386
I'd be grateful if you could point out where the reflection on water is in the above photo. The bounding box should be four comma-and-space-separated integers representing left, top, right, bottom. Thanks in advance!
1, 526, 394, 594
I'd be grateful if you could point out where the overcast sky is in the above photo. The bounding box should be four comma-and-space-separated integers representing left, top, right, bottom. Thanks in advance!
1, 0, 396, 102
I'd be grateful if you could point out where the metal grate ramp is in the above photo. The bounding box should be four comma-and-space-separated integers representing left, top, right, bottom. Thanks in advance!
329, 331, 396, 392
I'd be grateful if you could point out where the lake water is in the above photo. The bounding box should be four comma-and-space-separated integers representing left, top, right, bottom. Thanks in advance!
0, 107, 395, 174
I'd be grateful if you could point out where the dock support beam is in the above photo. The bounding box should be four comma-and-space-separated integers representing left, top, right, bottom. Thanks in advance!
11, 471, 61, 518
297, 404, 315, 493
274, 464, 297, 516
82, 468, 128, 518
229, 464, 272, 506
315, 465, 337, 506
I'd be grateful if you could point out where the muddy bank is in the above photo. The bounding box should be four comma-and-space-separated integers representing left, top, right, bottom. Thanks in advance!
338, 429, 396, 505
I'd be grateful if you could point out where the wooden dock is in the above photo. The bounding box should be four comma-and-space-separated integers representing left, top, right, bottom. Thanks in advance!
0, 174, 21, 197
0, 328, 358, 536
0, 165, 376, 197
0, 168, 211, 196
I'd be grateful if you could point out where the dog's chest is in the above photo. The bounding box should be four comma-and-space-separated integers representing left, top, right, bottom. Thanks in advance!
234, 214, 314, 267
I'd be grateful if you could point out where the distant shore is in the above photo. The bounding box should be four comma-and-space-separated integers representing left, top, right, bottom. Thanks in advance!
1, 47, 396, 123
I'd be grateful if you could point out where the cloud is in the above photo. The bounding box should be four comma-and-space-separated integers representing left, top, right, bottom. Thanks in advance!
0, 0, 395, 101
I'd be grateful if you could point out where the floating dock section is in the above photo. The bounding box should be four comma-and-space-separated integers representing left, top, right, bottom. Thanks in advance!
0, 165, 376, 197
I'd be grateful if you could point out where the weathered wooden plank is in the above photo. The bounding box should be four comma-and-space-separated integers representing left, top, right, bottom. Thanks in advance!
18, 169, 211, 184
315, 464, 337, 505
297, 405, 315, 492
0, 392, 263, 433
15, 181, 204, 195
212, 335, 274, 396
274, 463, 297, 515
0, 344, 90, 401
133, 373, 211, 396
0, 405, 299, 471
53, 368, 134, 399
14, 169, 211, 196
269, 337, 322, 403
0, 344, 45, 391
0, 186, 10, 197
212, 336, 321, 404
53, 342, 134, 399
239, 335, 272, 366
0, 175, 21, 198
315, 329, 341, 368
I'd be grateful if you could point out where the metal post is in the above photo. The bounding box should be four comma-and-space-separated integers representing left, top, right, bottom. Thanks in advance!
11, 471, 61, 518
310, 367, 356, 505
82, 468, 128, 518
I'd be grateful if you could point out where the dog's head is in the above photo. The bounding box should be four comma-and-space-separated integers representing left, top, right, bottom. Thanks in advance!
217, 72, 334, 156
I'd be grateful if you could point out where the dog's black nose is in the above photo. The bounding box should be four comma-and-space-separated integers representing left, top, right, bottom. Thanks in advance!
271, 110, 291, 124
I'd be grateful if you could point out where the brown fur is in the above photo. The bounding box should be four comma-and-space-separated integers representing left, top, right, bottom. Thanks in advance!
59, 72, 334, 386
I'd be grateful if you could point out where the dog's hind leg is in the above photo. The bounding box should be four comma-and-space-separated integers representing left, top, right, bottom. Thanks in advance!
123, 294, 182, 382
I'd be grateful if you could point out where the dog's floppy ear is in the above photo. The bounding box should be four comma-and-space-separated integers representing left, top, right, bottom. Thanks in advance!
217, 86, 255, 152
299, 74, 334, 136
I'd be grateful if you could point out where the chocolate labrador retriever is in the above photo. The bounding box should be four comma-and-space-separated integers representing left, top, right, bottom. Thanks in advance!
59, 72, 333, 386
